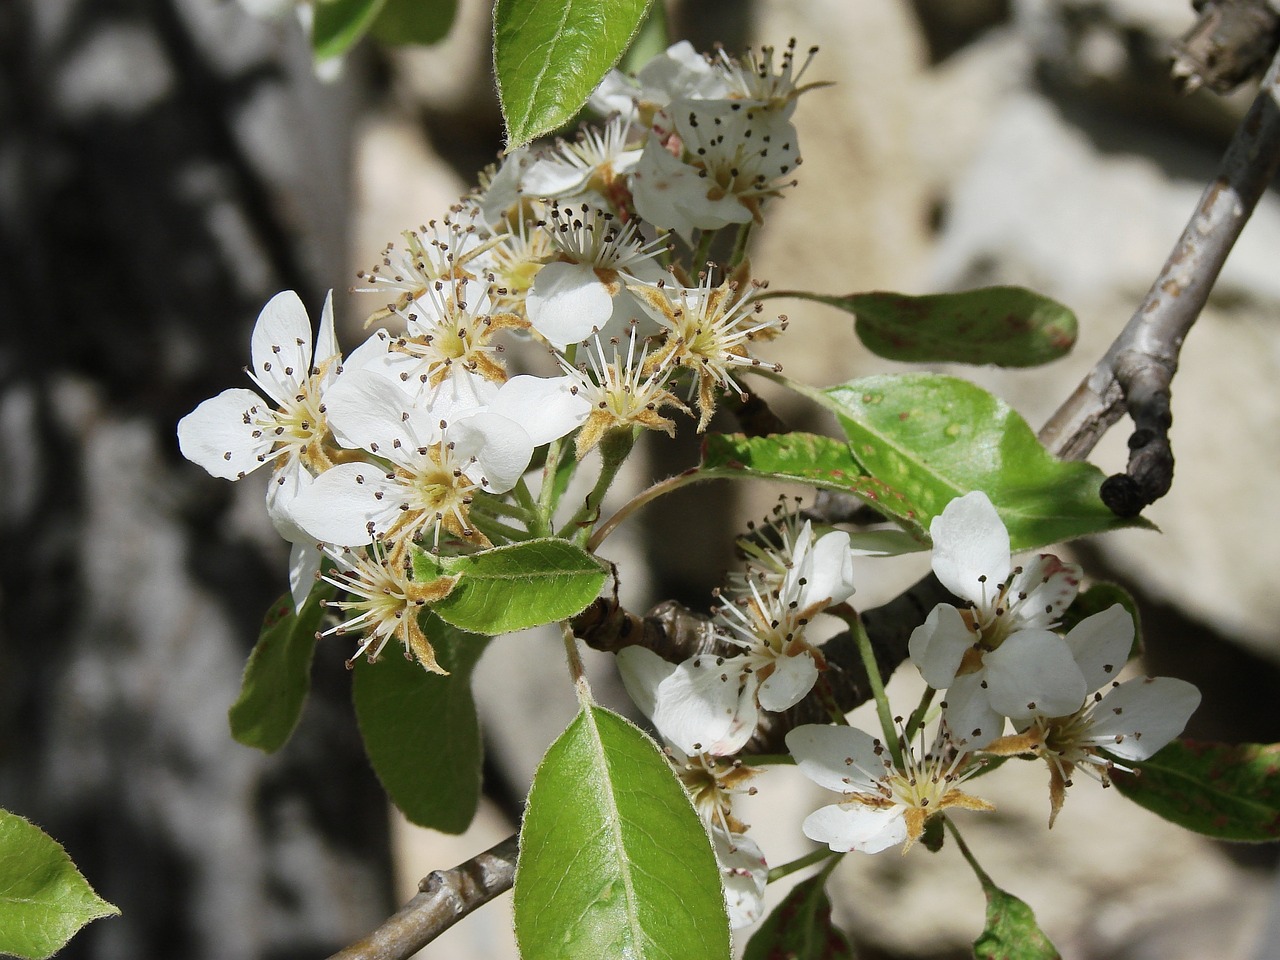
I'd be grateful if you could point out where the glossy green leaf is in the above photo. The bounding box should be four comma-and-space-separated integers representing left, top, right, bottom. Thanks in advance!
973, 879, 1060, 960
699, 431, 927, 540
1112, 739, 1280, 842
0, 811, 118, 959
313, 0, 388, 60
494, 0, 651, 145
370, 0, 457, 46
743, 872, 854, 960
413, 539, 607, 635
820, 374, 1147, 550
515, 704, 730, 960
228, 584, 334, 753
787, 287, 1076, 367
353, 614, 489, 832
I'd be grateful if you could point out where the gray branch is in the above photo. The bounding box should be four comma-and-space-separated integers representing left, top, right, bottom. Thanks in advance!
326, 834, 519, 960
1038, 43, 1280, 511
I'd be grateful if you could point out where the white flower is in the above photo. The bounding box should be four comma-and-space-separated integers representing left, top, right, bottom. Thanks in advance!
590, 41, 729, 126
521, 116, 642, 204
787, 723, 993, 854
908, 491, 1086, 746
985, 604, 1201, 825
177, 290, 339, 484
713, 39, 828, 120
712, 826, 767, 928
525, 202, 666, 348
618, 519, 855, 756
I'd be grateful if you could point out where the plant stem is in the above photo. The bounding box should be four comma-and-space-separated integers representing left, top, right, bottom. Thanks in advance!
845, 609, 903, 769
903, 685, 936, 743
558, 429, 635, 545
728, 221, 753, 269
692, 228, 716, 269
585, 469, 701, 551
765, 847, 838, 884
944, 817, 993, 887
561, 621, 589, 690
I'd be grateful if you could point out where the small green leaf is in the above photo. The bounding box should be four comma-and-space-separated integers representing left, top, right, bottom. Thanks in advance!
228, 584, 334, 753
353, 614, 489, 832
819, 374, 1148, 550
494, 0, 651, 145
370, 0, 457, 46
413, 539, 607, 635
515, 704, 730, 960
313, 0, 387, 61
699, 431, 928, 539
973, 879, 1061, 960
786, 287, 1076, 367
1112, 739, 1280, 842
743, 872, 854, 960
0, 811, 118, 959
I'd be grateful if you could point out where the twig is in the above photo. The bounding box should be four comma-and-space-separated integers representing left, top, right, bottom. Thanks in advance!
1038, 42, 1280, 513
1171, 0, 1280, 94
326, 834, 518, 960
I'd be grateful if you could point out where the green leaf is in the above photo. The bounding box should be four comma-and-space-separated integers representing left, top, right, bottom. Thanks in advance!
313, 0, 387, 61
515, 704, 730, 960
228, 584, 334, 753
413, 538, 607, 635
973, 879, 1060, 960
370, 0, 457, 46
0, 811, 118, 959
819, 374, 1148, 550
743, 873, 854, 960
699, 431, 927, 540
353, 614, 489, 832
1112, 739, 1280, 842
787, 287, 1076, 367
494, 0, 651, 145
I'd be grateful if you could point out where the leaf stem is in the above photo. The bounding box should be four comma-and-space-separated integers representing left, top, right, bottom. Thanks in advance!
765, 847, 838, 884
558, 429, 635, 545
585, 469, 700, 551
842, 607, 903, 769
943, 817, 992, 888
728, 221, 753, 269
561, 621, 589, 692
692, 228, 716, 270
903, 685, 936, 743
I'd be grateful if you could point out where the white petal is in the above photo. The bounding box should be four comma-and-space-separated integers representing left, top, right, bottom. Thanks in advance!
266, 459, 309, 538
710, 828, 767, 928
451, 412, 533, 494
250, 290, 312, 405
792, 528, 856, 611
1064, 604, 1135, 693
615, 646, 676, 721
802, 803, 908, 855
488, 375, 591, 446
323, 369, 437, 456
1010, 554, 1081, 630
652, 654, 752, 756
984, 630, 1087, 722
907, 604, 974, 690
340, 328, 392, 375
177, 388, 275, 480
288, 540, 322, 612
757, 651, 818, 711
527, 261, 616, 349
314, 290, 340, 366
930, 491, 1010, 606
289, 462, 400, 546
786, 724, 887, 794
941, 672, 1005, 748
1087, 677, 1200, 761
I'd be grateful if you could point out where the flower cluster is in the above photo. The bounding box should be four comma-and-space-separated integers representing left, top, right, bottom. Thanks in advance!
176, 40, 814, 674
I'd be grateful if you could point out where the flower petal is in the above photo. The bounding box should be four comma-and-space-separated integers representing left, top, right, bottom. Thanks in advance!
653, 654, 753, 756
1087, 677, 1200, 761
792, 528, 856, 611
615, 646, 676, 721
786, 724, 887, 795
984, 630, 1087, 722
930, 491, 1010, 606
941, 672, 1005, 748
757, 650, 818, 711
527, 261, 615, 349
289, 462, 401, 547
177, 388, 275, 480
250, 290, 312, 405
314, 290, 340, 367
450, 412, 534, 494
710, 828, 767, 928
1064, 604, 1134, 693
908, 604, 974, 690
802, 802, 908, 854
487, 375, 590, 447
1011, 554, 1081, 630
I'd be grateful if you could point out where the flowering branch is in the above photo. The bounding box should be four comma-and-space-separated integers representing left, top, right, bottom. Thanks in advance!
1038, 41, 1280, 514
326, 834, 518, 960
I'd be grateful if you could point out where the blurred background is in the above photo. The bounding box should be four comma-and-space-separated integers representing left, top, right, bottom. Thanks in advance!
4, 0, 1280, 957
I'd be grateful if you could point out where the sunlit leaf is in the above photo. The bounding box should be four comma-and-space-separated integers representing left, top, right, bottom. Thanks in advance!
973, 878, 1060, 960
514, 705, 730, 959
0, 811, 118, 959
